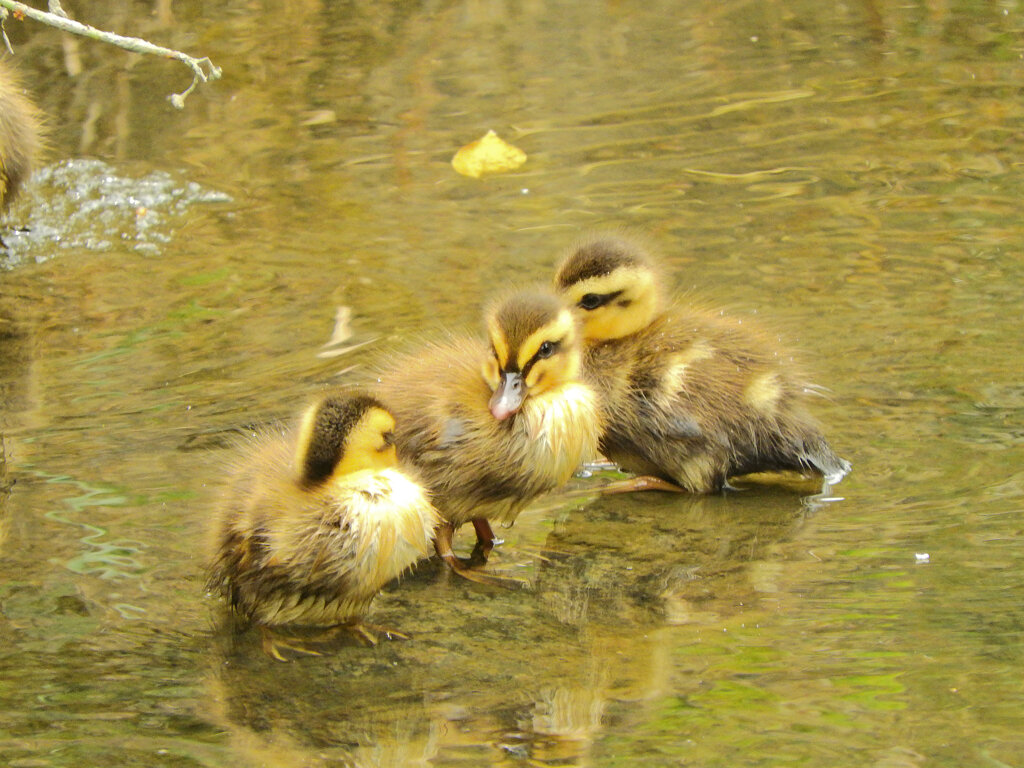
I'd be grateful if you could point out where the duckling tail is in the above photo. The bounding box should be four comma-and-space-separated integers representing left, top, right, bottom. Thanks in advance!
799, 438, 851, 486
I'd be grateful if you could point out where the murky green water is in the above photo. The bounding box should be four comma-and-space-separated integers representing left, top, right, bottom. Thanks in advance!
1, 1, 1022, 765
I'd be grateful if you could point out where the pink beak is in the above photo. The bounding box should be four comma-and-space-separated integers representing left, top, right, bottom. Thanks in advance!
489, 371, 525, 420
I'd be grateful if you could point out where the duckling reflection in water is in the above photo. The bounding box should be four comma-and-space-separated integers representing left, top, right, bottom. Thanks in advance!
553, 232, 850, 495
375, 290, 602, 586
0, 59, 42, 212
207, 393, 439, 660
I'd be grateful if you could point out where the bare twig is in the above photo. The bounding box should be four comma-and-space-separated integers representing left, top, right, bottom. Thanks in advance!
0, 13, 11, 55
0, 0, 221, 108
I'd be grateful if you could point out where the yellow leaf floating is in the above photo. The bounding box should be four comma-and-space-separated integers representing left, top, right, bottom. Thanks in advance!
451, 130, 527, 179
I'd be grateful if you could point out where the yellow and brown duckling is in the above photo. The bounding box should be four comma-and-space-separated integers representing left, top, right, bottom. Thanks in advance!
207, 393, 439, 659
0, 59, 42, 211
553, 233, 850, 494
375, 289, 602, 585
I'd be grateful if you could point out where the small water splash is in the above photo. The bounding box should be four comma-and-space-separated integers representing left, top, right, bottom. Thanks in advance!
1, 159, 232, 269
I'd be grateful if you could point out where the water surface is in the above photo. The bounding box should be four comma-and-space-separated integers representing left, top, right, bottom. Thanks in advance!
1, 1, 1022, 766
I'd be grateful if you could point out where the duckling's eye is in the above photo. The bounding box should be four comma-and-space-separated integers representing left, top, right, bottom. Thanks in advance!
579, 293, 604, 311
379, 430, 395, 451
537, 341, 556, 359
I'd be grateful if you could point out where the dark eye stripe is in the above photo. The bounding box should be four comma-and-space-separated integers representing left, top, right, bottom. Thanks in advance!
522, 339, 562, 377
578, 290, 622, 311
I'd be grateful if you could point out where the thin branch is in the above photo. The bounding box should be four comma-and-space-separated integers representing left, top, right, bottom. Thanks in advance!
0, 0, 221, 108
0, 13, 11, 54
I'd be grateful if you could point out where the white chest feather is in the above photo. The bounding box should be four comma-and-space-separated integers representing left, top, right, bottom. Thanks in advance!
519, 382, 602, 486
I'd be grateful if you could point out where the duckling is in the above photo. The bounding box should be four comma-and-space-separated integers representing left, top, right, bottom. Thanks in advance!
0, 59, 42, 211
375, 289, 602, 585
553, 233, 850, 494
207, 393, 439, 659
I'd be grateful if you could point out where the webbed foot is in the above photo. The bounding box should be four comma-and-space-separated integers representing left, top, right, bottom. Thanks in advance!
601, 475, 687, 494
260, 622, 408, 661
260, 627, 325, 662
434, 521, 529, 590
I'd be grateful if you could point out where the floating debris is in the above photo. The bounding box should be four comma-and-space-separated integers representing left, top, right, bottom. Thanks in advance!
300, 109, 337, 126
452, 129, 527, 179
323, 306, 354, 348
317, 305, 376, 359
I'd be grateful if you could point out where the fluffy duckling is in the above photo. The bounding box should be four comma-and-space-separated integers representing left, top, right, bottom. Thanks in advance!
375, 289, 602, 584
0, 60, 42, 211
207, 393, 439, 659
553, 233, 850, 494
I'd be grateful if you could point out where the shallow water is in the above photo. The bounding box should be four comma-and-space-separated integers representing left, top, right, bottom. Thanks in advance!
1, 1, 1022, 766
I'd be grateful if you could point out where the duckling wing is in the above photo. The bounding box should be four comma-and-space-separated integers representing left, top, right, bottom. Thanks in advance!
437, 417, 467, 449
411, 417, 469, 465
661, 414, 703, 440
374, 336, 486, 466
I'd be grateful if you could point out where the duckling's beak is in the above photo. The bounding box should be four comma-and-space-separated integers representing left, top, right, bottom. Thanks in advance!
489, 371, 525, 421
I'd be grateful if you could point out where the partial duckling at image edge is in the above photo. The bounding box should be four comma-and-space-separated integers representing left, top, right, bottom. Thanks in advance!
375, 290, 602, 586
207, 393, 440, 660
0, 58, 43, 211
553, 232, 850, 495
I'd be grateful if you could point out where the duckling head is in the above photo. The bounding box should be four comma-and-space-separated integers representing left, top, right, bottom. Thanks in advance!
482, 290, 582, 421
294, 393, 397, 485
553, 234, 664, 341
